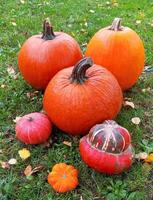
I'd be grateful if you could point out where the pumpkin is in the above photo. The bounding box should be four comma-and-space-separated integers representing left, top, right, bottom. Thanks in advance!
85, 18, 145, 91
79, 120, 134, 174
18, 19, 83, 90
43, 57, 123, 135
48, 163, 78, 193
15, 112, 52, 144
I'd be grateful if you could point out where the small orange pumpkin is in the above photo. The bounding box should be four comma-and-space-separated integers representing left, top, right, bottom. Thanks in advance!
43, 57, 123, 135
48, 163, 78, 193
85, 18, 145, 91
18, 19, 82, 90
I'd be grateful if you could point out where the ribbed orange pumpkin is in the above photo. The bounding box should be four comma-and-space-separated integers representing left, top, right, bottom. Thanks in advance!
18, 20, 82, 90
43, 57, 123, 135
48, 163, 78, 193
85, 18, 145, 91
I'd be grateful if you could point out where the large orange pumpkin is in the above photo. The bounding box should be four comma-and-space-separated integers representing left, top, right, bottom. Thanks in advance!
18, 19, 82, 90
43, 57, 123, 135
85, 18, 145, 91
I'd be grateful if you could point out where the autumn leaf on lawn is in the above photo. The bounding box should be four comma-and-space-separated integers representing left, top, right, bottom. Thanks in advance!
145, 153, 153, 163
131, 117, 141, 125
8, 158, 17, 165
24, 165, 43, 177
63, 141, 72, 147
24, 165, 32, 176
135, 152, 148, 160
13, 116, 21, 123
123, 101, 135, 109
18, 148, 31, 160
0, 161, 10, 169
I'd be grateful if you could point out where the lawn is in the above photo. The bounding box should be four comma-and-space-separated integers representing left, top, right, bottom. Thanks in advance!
0, 0, 153, 200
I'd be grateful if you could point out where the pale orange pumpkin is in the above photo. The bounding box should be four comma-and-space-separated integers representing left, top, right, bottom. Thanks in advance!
85, 18, 145, 91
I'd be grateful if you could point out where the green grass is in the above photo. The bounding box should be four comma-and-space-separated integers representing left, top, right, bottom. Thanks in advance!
0, 0, 153, 200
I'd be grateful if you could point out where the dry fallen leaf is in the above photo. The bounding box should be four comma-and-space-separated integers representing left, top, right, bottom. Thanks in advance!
24, 165, 43, 176
150, 20, 153, 27
32, 165, 44, 173
8, 158, 17, 165
12, 22, 17, 26
123, 101, 135, 109
0, 161, 10, 169
63, 141, 72, 147
89, 10, 95, 13
24, 165, 32, 176
20, 0, 25, 3
135, 152, 148, 160
136, 20, 141, 25
131, 117, 141, 125
13, 116, 21, 123
80, 196, 83, 200
145, 153, 153, 163
18, 148, 31, 160
7, 66, 15, 75
1, 84, 6, 88
0, 149, 2, 153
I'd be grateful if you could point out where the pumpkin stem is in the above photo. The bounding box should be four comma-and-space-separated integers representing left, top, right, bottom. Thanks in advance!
42, 19, 56, 40
27, 117, 33, 122
70, 57, 93, 84
109, 18, 123, 31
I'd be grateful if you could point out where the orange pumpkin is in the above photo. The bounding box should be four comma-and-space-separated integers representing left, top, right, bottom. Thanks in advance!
43, 57, 123, 135
18, 19, 82, 90
85, 18, 145, 91
48, 163, 78, 193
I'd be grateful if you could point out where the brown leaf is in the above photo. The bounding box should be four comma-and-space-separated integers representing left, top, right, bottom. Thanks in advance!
0, 161, 10, 169
32, 165, 44, 173
63, 141, 72, 147
131, 117, 141, 125
24, 165, 32, 176
24, 165, 43, 177
41, 138, 52, 148
123, 101, 135, 109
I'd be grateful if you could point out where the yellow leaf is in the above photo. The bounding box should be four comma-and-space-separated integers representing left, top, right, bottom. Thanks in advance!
145, 153, 153, 163
131, 117, 141, 125
18, 148, 31, 160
